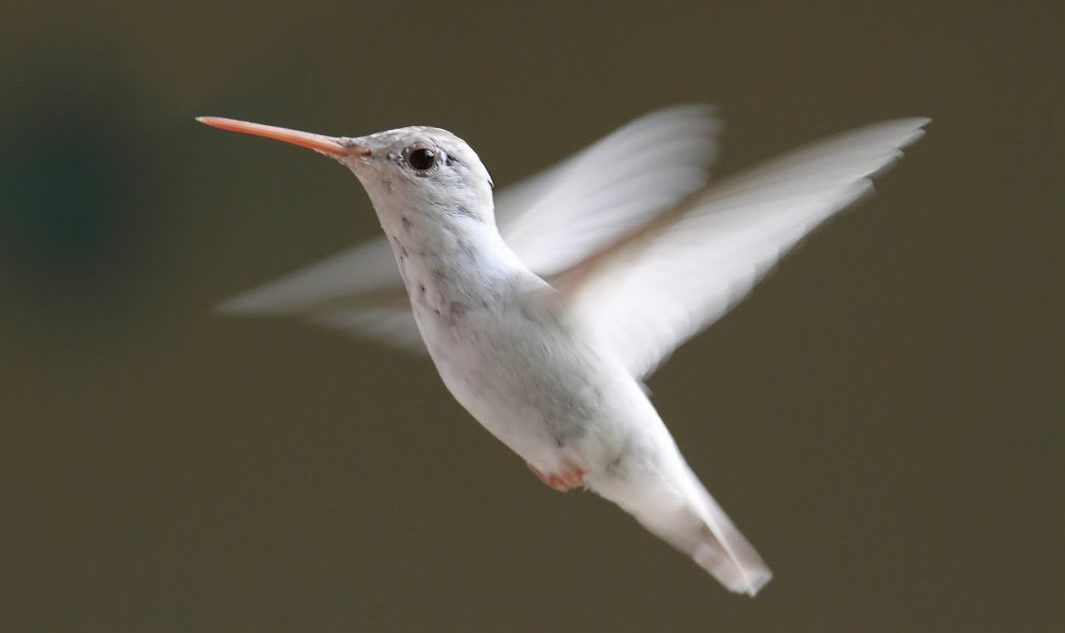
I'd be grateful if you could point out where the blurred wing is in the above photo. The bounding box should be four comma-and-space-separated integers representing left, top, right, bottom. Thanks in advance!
554, 118, 930, 378
498, 105, 720, 273
217, 106, 722, 351
215, 237, 426, 350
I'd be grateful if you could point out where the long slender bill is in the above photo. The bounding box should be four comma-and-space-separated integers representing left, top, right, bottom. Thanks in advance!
195, 117, 360, 157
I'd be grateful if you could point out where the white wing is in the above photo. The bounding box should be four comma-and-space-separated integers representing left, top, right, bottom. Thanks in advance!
216, 106, 722, 349
555, 118, 930, 379
498, 105, 719, 273
215, 238, 423, 347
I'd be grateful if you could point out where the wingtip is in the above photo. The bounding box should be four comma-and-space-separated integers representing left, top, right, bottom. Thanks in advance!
212, 299, 244, 316
888, 116, 932, 135
910, 116, 932, 133
899, 117, 932, 149
212, 293, 277, 317
213, 299, 251, 317
212, 283, 312, 316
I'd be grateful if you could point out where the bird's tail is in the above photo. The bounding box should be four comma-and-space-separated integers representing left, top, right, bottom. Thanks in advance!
592, 462, 772, 595
680, 464, 772, 595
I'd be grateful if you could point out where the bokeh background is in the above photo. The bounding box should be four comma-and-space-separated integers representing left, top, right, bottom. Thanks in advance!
2, 1, 1062, 631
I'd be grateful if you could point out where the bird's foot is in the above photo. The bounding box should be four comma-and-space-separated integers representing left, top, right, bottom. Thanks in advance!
527, 462, 586, 492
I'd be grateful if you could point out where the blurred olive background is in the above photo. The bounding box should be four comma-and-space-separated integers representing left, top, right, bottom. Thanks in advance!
1, 1, 1061, 631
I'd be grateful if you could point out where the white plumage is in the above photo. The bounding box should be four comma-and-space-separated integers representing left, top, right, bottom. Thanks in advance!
202, 108, 928, 595
217, 106, 723, 348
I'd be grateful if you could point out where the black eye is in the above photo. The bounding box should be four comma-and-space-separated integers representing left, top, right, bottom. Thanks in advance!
407, 148, 437, 171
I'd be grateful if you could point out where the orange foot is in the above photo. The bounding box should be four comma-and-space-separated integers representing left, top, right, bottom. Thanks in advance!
527, 462, 586, 492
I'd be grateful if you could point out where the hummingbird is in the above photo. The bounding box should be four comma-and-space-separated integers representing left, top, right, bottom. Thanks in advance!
198, 106, 927, 595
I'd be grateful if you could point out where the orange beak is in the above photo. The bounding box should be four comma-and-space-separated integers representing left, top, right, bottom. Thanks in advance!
195, 116, 366, 157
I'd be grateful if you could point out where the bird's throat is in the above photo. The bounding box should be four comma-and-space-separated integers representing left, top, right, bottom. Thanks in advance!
382, 209, 525, 325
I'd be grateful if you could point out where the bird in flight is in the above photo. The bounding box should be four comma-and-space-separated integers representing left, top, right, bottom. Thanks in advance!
199, 106, 928, 595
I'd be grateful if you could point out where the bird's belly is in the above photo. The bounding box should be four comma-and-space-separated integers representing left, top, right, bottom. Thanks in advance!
413, 303, 633, 472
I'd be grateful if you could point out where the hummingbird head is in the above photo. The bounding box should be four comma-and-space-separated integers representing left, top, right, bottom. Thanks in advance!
339, 126, 495, 226
196, 117, 495, 228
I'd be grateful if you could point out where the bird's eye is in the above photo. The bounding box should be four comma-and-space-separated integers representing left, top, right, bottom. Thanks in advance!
407, 147, 437, 172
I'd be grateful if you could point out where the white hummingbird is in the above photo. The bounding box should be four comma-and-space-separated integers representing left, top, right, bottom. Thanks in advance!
198, 106, 927, 595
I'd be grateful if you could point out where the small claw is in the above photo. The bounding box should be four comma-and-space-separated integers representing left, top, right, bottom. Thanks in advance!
561, 467, 586, 489
527, 462, 586, 492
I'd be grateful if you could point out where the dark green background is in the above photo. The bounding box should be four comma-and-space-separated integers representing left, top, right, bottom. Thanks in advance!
2, 1, 1061, 631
